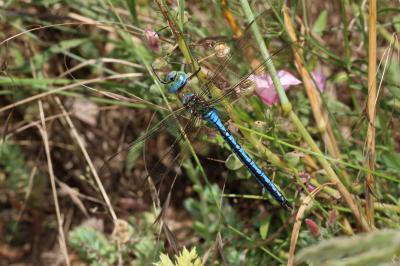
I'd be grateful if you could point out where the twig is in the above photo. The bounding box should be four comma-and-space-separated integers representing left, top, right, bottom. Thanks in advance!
220, 0, 243, 38
282, 6, 350, 186
0, 73, 142, 114
240, 0, 370, 231
365, 0, 377, 227
54, 96, 118, 223
37, 100, 70, 266
287, 183, 333, 266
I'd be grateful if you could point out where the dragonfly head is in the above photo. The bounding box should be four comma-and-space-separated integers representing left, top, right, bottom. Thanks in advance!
166, 71, 188, 94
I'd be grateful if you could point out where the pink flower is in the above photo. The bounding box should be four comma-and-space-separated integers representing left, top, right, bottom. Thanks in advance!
299, 172, 316, 192
311, 69, 326, 92
249, 70, 301, 105
306, 184, 316, 193
144, 29, 160, 53
305, 218, 320, 237
328, 209, 336, 226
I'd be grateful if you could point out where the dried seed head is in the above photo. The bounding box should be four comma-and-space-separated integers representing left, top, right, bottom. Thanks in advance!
235, 79, 255, 95
214, 42, 230, 58
144, 29, 160, 53
254, 121, 266, 128
112, 219, 133, 244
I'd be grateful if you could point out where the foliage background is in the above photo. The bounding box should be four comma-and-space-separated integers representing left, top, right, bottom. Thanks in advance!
0, 0, 399, 265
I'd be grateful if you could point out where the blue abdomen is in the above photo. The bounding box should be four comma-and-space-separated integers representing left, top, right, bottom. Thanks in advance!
203, 109, 290, 210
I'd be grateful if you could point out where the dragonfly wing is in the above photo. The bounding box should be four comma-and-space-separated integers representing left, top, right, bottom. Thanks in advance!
100, 107, 192, 177
207, 42, 299, 107
191, 5, 294, 98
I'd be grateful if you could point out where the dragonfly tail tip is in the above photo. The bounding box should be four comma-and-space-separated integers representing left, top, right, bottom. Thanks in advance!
282, 201, 293, 212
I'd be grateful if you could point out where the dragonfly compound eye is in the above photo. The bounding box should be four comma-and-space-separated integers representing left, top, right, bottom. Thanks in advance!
166, 71, 177, 82
167, 71, 188, 94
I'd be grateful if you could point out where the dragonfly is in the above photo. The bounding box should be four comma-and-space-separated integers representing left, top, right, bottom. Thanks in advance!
116, 12, 297, 211
151, 62, 291, 211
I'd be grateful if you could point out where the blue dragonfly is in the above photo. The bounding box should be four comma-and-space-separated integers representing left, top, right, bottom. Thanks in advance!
143, 50, 294, 210
151, 59, 292, 210
119, 16, 296, 211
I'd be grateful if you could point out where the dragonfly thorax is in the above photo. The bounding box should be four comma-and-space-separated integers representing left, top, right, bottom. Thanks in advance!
166, 71, 188, 94
182, 93, 211, 117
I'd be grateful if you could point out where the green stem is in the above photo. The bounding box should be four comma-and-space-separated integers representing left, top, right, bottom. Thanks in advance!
178, 0, 185, 31
156, 0, 313, 212
289, 111, 369, 231
227, 224, 285, 264
239, 0, 291, 112
341, 0, 351, 69
155, 0, 227, 236
239, 0, 370, 231
235, 123, 397, 183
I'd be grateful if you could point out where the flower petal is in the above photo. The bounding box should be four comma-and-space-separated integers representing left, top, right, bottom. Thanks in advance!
311, 69, 326, 92
277, 70, 302, 89
305, 218, 321, 237
249, 71, 301, 106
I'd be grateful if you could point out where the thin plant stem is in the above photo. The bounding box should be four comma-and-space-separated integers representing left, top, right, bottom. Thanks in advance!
154, 0, 290, 175
288, 183, 333, 266
365, 0, 377, 227
239, 0, 290, 110
301, 0, 309, 31
239, 0, 370, 232
341, 0, 351, 69
38, 100, 70, 266
282, 6, 351, 187
54, 96, 119, 223
178, 0, 185, 31
220, 0, 243, 38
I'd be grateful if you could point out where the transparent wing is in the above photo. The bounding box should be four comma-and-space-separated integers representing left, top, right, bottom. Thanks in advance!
99, 103, 209, 197
190, 4, 301, 105
99, 107, 188, 175
207, 42, 298, 107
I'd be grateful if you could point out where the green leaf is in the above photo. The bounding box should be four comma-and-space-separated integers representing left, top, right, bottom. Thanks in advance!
155, 247, 202, 266
259, 216, 271, 240
296, 229, 400, 265
393, 14, 400, 33
312, 10, 328, 35
69, 226, 117, 266
225, 153, 243, 170
381, 151, 400, 172
31, 39, 87, 67
125, 0, 138, 23
125, 140, 144, 173
0, 142, 30, 192
283, 152, 301, 168
133, 234, 163, 265
386, 57, 400, 100
348, 150, 364, 163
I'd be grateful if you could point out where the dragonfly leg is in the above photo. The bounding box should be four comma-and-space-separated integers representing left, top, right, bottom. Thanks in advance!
188, 67, 201, 80
189, 66, 213, 98
151, 63, 168, 84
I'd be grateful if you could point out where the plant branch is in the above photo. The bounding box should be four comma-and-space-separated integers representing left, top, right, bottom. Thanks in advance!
240, 0, 370, 231
365, 0, 377, 227
282, 6, 351, 187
